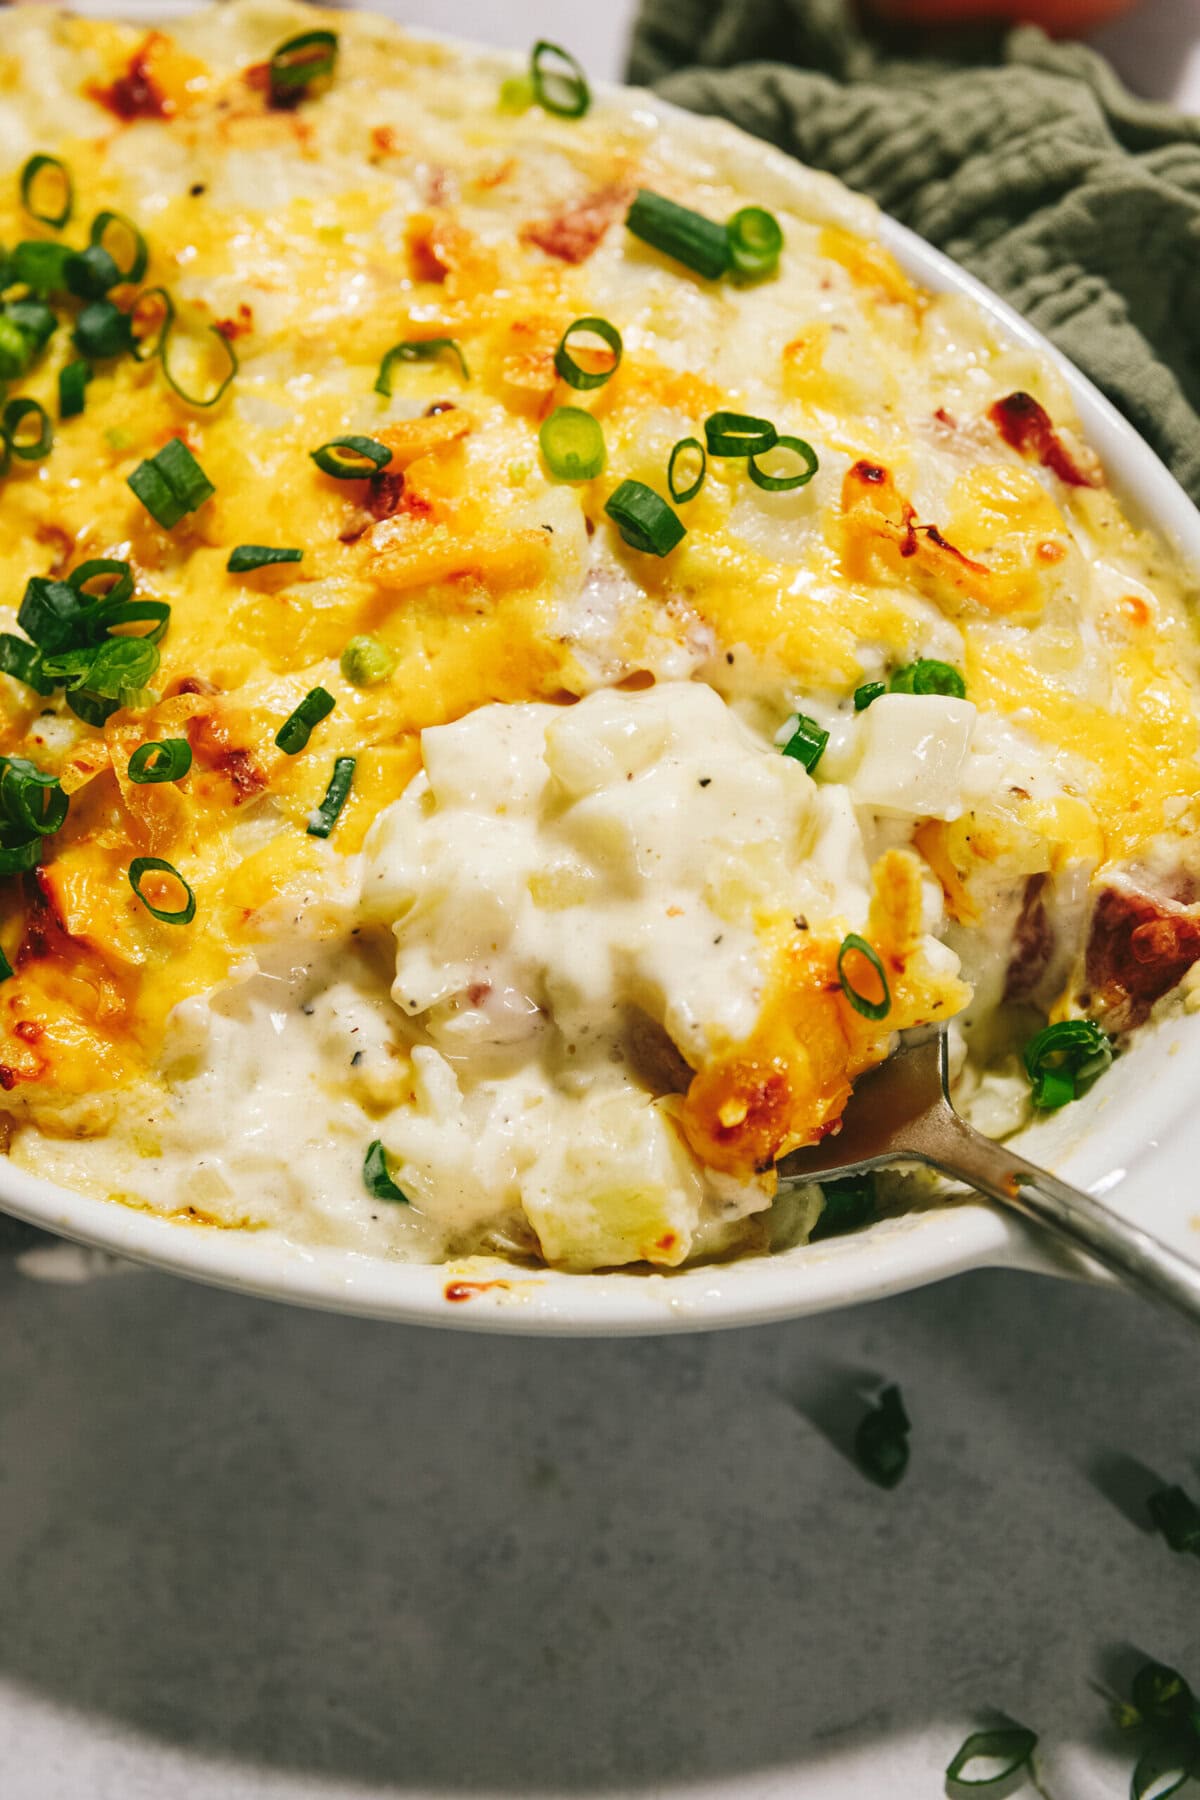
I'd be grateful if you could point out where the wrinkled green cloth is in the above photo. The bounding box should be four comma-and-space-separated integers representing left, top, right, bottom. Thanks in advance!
628, 0, 1200, 507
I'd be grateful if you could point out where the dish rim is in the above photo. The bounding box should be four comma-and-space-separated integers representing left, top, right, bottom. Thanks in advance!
2, 12, 1199, 1332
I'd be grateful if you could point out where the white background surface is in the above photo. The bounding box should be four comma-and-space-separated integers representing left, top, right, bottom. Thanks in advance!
1, 3, 1198, 1797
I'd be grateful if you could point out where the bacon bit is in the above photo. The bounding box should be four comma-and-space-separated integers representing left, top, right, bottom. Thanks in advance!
520, 183, 632, 265
185, 713, 266, 805
14, 1021, 43, 1045
34, 524, 76, 576
467, 982, 492, 1006
989, 391, 1100, 489
215, 304, 254, 341
370, 124, 403, 157
407, 216, 452, 284
854, 460, 889, 486
1121, 593, 1151, 627
1086, 884, 1200, 1029
1037, 540, 1067, 564
366, 471, 406, 521
475, 156, 516, 192
1004, 872, 1054, 1003
933, 407, 957, 429
172, 675, 220, 698
444, 1279, 511, 1303
656, 1231, 679, 1253
0, 1069, 18, 1093
94, 34, 173, 120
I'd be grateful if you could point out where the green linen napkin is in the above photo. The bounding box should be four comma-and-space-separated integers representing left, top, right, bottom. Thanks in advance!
628, 0, 1200, 507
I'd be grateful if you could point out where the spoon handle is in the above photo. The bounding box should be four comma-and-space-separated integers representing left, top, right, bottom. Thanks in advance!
928, 1113, 1200, 1329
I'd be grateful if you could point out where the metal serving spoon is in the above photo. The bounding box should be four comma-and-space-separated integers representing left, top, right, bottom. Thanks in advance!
776, 1026, 1200, 1329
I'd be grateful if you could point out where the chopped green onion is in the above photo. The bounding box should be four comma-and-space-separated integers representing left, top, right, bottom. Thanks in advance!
161, 317, 238, 408
0, 634, 52, 695
539, 405, 605, 482
307, 755, 355, 838
227, 545, 303, 573
65, 689, 119, 728
276, 685, 335, 755
890, 658, 967, 699
498, 74, 534, 115
1147, 1485, 1200, 1556
19, 154, 72, 229
0, 757, 67, 838
18, 577, 84, 652
780, 712, 828, 773
73, 298, 134, 360
6, 298, 58, 356
667, 437, 706, 504
128, 738, 192, 785
59, 358, 92, 419
704, 410, 777, 457
727, 205, 784, 279
310, 436, 392, 479
340, 635, 393, 687
128, 856, 195, 925
65, 243, 121, 300
92, 596, 170, 643
810, 1175, 876, 1242
945, 1727, 1038, 1787
69, 559, 135, 608
0, 946, 11, 983
90, 210, 148, 285
854, 681, 886, 711
749, 434, 819, 492
626, 189, 730, 281
128, 437, 215, 529
2, 398, 52, 462
854, 1383, 910, 1488
374, 337, 469, 394
51, 635, 159, 701
605, 479, 686, 557
530, 40, 590, 119
1023, 1018, 1112, 1110
268, 29, 339, 106
363, 1138, 408, 1203
130, 287, 175, 363
11, 240, 71, 295
837, 932, 891, 1022
554, 316, 622, 390
0, 317, 32, 382
0, 834, 43, 876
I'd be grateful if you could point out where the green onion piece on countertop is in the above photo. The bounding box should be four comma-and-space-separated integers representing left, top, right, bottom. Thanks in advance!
539, 406, 605, 482
837, 933, 891, 1022
128, 437, 215, 529
530, 40, 590, 118
128, 856, 196, 924
19, 154, 72, 229
375, 338, 469, 394
307, 755, 356, 838
854, 1383, 910, 1488
227, 545, 303, 573
128, 738, 192, 785
340, 635, 394, 687
1147, 1485, 1200, 1556
727, 205, 784, 279
276, 686, 335, 755
780, 713, 828, 773
554, 316, 621, 390
944, 1727, 1038, 1787
667, 437, 706, 503
604, 479, 686, 556
626, 189, 730, 281
749, 434, 819, 492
